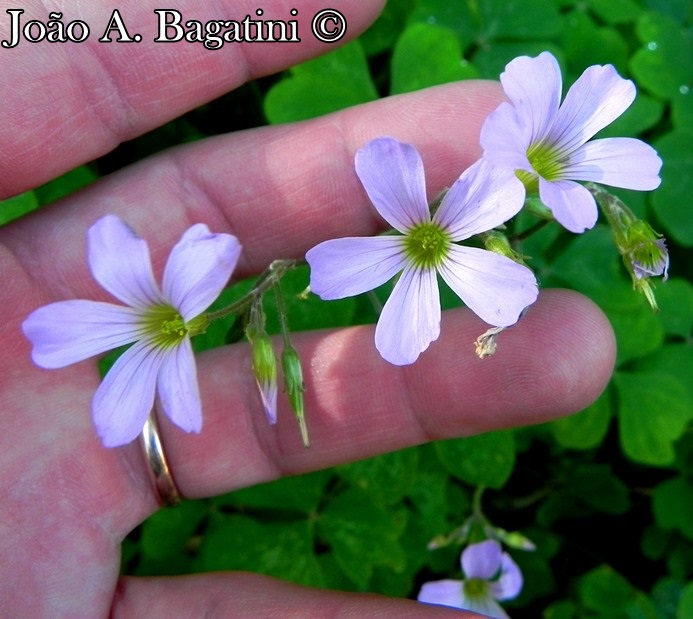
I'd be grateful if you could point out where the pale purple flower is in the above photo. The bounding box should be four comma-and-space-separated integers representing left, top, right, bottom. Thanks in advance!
306, 137, 538, 366
22, 215, 241, 447
481, 51, 662, 233
631, 238, 669, 280
418, 539, 523, 619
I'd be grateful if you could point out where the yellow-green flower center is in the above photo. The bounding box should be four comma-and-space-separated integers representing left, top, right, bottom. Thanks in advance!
141, 305, 208, 349
403, 222, 451, 269
463, 577, 490, 598
522, 140, 565, 189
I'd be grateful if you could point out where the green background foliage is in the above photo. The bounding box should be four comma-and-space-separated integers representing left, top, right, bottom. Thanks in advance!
3, 0, 692, 616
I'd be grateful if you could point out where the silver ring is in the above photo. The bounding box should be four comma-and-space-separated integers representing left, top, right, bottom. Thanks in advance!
140, 410, 182, 507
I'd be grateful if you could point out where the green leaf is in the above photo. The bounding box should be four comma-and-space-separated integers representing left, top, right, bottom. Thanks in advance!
633, 344, 693, 404
630, 12, 693, 100
655, 279, 693, 338
551, 389, 613, 450
644, 0, 693, 25
474, 42, 565, 80
606, 301, 665, 366
587, 0, 644, 23
408, 0, 479, 47
336, 447, 418, 505
434, 430, 515, 489
544, 600, 578, 619
213, 469, 331, 513
265, 265, 357, 333
390, 23, 478, 95
549, 225, 638, 311
359, 0, 413, 56
678, 581, 693, 619
614, 371, 693, 466
0, 190, 38, 225
563, 11, 629, 75
140, 499, 208, 563
579, 565, 636, 617
594, 93, 664, 139
653, 476, 693, 540
651, 130, 693, 247
263, 41, 377, 124
196, 513, 323, 586
569, 464, 631, 515
672, 88, 693, 134
317, 487, 406, 588
478, 0, 563, 40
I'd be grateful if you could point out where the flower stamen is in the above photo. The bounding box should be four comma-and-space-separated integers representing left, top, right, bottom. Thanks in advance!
403, 222, 451, 269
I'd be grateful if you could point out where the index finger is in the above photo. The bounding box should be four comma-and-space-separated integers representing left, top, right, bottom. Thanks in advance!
0, 0, 385, 196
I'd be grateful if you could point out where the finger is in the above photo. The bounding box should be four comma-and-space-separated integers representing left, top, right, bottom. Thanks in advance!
147, 289, 615, 503
0, 0, 385, 196
4, 81, 505, 309
112, 572, 479, 618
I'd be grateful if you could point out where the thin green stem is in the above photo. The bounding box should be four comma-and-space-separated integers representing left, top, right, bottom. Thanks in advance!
273, 280, 292, 348
205, 259, 295, 323
511, 218, 550, 244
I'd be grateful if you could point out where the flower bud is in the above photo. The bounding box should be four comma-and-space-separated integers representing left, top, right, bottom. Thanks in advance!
281, 345, 309, 447
482, 231, 528, 266
250, 332, 278, 425
588, 184, 669, 311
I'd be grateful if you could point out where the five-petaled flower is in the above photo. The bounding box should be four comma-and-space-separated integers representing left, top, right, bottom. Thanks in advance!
481, 51, 662, 233
306, 137, 538, 366
418, 539, 523, 619
22, 215, 241, 447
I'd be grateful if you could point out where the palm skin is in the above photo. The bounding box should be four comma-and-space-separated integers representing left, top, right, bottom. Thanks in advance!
0, 2, 616, 616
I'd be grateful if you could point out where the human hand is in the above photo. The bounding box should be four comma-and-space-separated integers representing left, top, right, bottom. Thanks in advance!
0, 2, 616, 616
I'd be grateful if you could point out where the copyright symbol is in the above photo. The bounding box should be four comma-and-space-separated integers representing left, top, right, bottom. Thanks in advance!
311, 9, 347, 43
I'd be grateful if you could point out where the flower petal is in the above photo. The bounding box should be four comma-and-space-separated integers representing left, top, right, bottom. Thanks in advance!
256, 376, 278, 425
22, 300, 143, 369
417, 580, 464, 608
92, 340, 164, 447
552, 63, 635, 152
480, 103, 534, 171
157, 337, 202, 434
568, 138, 662, 190
500, 52, 562, 145
439, 246, 538, 327
87, 214, 164, 308
490, 552, 524, 601
354, 137, 430, 232
539, 178, 599, 233
375, 266, 440, 365
462, 540, 503, 580
434, 159, 526, 240
456, 593, 510, 619
163, 224, 241, 320
306, 236, 406, 300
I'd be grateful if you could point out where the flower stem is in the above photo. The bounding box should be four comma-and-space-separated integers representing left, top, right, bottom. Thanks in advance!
205, 259, 296, 323
511, 218, 550, 243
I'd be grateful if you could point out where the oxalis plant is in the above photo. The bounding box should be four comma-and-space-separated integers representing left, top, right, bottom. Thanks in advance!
20, 49, 673, 617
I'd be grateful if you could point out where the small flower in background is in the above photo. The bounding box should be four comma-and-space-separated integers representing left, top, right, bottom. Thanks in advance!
22, 214, 241, 447
481, 51, 662, 233
418, 539, 523, 619
306, 137, 538, 365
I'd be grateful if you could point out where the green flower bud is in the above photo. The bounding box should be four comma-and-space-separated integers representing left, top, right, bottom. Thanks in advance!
587, 183, 669, 311
249, 332, 278, 425
281, 345, 309, 447
482, 231, 528, 266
